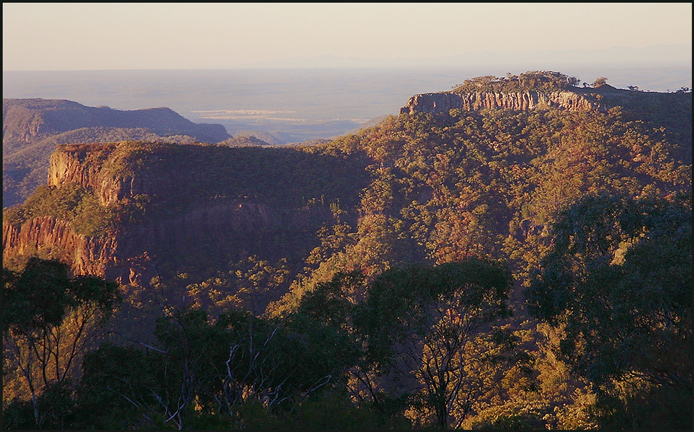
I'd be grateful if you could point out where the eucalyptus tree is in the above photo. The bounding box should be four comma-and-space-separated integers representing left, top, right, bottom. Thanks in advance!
525, 193, 692, 428
355, 259, 522, 428
3, 257, 122, 429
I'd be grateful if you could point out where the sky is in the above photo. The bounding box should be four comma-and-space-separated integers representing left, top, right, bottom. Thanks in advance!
3, 3, 692, 71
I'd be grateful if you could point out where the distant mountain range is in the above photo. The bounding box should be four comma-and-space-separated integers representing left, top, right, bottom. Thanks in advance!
3, 98, 231, 207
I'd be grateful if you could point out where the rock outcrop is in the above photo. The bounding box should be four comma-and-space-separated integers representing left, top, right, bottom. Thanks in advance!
4, 142, 345, 285
400, 90, 599, 115
46, 143, 154, 207
3, 98, 232, 208
3, 216, 118, 277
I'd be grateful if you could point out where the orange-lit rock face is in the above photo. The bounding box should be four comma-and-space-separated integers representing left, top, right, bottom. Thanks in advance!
6, 142, 341, 285
3, 216, 116, 277
400, 91, 598, 115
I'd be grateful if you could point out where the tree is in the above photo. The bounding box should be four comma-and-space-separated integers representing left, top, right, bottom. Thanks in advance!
75, 342, 164, 429
525, 193, 692, 428
593, 77, 608, 88
3, 257, 122, 429
185, 255, 290, 317
76, 296, 363, 430
355, 259, 520, 428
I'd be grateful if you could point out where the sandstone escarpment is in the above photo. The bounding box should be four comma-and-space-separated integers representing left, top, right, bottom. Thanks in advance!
2, 216, 118, 277
113, 201, 333, 284
399, 90, 599, 115
5, 142, 347, 285
3, 98, 232, 208
2, 199, 332, 285
47, 143, 117, 196
47, 143, 183, 207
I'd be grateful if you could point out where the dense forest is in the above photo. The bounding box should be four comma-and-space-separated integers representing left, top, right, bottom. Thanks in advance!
3, 72, 692, 429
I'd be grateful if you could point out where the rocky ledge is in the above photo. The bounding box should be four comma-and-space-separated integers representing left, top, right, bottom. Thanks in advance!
400, 90, 600, 115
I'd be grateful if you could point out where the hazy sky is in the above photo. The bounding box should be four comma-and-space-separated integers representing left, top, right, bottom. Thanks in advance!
3, 3, 692, 71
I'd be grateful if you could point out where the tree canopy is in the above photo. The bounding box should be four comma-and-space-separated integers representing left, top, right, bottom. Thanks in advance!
525, 193, 692, 428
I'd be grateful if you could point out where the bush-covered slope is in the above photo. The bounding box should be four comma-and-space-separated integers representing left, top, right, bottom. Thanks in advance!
271, 100, 691, 311
5, 76, 691, 309
3, 72, 691, 430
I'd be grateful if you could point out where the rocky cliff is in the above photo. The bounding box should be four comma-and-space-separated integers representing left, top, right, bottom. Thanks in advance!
2, 215, 118, 277
3, 98, 232, 208
45, 142, 145, 207
399, 90, 599, 115
3, 142, 361, 285
399, 84, 693, 120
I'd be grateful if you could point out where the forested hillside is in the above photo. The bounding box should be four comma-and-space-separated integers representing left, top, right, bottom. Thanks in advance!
3, 72, 691, 430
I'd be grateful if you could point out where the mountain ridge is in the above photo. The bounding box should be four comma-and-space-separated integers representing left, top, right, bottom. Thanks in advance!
400, 89, 598, 115
3, 140, 370, 293
3, 71, 691, 302
3, 98, 232, 207
3, 98, 229, 144
399, 81, 691, 117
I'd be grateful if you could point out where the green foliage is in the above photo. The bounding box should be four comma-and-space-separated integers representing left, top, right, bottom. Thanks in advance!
308, 103, 690, 290
185, 255, 290, 316
590, 379, 693, 429
353, 260, 516, 428
3, 181, 113, 237
3, 258, 71, 331
280, 390, 411, 430
251, 93, 691, 428
76, 342, 163, 429
74, 296, 362, 429
593, 77, 608, 88
3, 380, 77, 430
3, 258, 122, 429
525, 193, 692, 428
94, 142, 369, 215
294, 270, 365, 328
472, 411, 544, 430
357, 259, 513, 359
452, 71, 580, 93
3, 258, 121, 333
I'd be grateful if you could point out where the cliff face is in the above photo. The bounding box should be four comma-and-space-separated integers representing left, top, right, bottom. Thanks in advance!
4, 143, 341, 285
399, 90, 599, 115
2, 201, 328, 286
3, 98, 232, 208
47, 144, 115, 200
46, 143, 152, 207
3, 216, 118, 277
